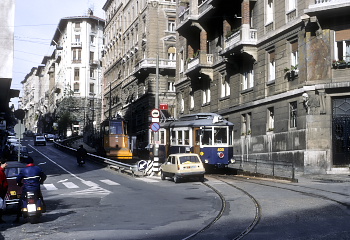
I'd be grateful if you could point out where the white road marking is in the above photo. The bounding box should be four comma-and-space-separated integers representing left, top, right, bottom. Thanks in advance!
43, 183, 58, 191
135, 178, 159, 183
100, 179, 120, 185
83, 181, 99, 187
62, 182, 79, 188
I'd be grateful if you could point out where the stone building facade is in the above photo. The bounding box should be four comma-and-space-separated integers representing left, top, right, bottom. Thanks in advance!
102, 0, 177, 148
21, 11, 105, 137
175, 0, 350, 174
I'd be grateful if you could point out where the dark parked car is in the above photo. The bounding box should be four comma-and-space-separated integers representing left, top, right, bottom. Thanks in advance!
10, 145, 31, 161
4, 161, 25, 210
34, 136, 46, 146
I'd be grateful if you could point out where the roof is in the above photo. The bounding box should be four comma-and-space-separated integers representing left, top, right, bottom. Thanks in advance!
51, 15, 105, 46
161, 113, 234, 128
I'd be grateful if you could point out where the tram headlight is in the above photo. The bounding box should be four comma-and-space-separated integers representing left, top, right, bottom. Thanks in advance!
204, 159, 209, 163
217, 152, 224, 159
230, 158, 235, 164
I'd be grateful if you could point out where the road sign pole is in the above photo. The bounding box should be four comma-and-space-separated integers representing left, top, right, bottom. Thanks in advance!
153, 55, 160, 174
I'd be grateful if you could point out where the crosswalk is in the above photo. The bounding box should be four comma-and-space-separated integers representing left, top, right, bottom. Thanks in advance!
42, 177, 160, 195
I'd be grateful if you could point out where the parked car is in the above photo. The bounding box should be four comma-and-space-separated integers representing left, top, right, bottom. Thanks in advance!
34, 136, 46, 146
44, 133, 56, 142
10, 145, 31, 161
4, 161, 26, 210
7, 136, 19, 145
160, 153, 205, 183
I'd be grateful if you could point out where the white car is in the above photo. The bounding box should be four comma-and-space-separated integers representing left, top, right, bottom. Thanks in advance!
7, 136, 19, 144
34, 136, 46, 146
160, 153, 205, 183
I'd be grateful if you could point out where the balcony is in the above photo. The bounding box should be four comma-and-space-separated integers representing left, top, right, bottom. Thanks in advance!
306, 0, 350, 14
133, 58, 176, 75
224, 28, 257, 52
71, 42, 82, 47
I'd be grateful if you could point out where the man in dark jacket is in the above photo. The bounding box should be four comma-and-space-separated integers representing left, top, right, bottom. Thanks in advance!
76, 145, 87, 165
0, 159, 8, 223
15, 157, 46, 222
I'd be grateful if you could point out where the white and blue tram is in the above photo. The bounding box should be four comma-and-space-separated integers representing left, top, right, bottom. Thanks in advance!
153, 113, 234, 168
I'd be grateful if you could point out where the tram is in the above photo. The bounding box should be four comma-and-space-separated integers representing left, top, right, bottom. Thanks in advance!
153, 113, 234, 168
100, 117, 133, 160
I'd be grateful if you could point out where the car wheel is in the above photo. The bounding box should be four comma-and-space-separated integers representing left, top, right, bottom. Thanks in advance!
199, 175, 205, 182
174, 175, 180, 183
161, 171, 166, 180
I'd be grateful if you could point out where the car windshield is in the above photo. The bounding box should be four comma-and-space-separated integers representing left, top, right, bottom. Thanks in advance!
5, 167, 23, 178
179, 155, 201, 164
14, 146, 27, 151
37, 136, 45, 140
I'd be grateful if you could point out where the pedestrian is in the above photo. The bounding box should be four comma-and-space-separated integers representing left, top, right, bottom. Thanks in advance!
76, 145, 87, 165
0, 159, 8, 223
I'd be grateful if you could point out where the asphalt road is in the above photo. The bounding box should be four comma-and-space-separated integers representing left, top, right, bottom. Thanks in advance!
1, 137, 350, 240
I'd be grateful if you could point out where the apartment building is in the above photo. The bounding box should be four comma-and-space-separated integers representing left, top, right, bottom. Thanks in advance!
176, 0, 350, 174
102, 0, 177, 147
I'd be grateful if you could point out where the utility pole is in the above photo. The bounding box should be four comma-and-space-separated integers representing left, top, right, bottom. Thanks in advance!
153, 54, 160, 174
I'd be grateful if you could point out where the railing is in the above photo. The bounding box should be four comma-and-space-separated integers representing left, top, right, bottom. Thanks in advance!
71, 42, 82, 47
179, 7, 189, 25
225, 29, 257, 50
198, 0, 211, 15
54, 140, 142, 177
231, 156, 297, 181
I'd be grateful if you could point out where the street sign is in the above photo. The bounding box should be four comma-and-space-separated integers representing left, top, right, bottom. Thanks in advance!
151, 109, 160, 118
160, 103, 168, 110
150, 122, 160, 132
138, 160, 148, 171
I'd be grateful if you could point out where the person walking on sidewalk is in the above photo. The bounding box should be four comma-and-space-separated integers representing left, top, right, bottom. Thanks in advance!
0, 159, 8, 223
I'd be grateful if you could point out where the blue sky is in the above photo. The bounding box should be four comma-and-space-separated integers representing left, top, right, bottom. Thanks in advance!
11, 0, 105, 107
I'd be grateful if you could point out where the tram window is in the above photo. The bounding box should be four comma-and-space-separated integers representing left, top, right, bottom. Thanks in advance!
202, 128, 212, 145
159, 130, 165, 145
184, 130, 189, 145
110, 121, 123, 134
171, 131, 176, 144
104, 125, 109, 134
178, 131, 183, 144
214, 127, 227, 144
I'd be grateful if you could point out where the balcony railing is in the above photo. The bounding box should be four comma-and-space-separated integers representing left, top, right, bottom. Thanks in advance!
198, 0, 211, 15
71, 42, 82, 47
224, 29, 257, 51
179, 7, 190, 25
310, 0, 350, 8
185, 53, 217, 72
134, 58, 176, 73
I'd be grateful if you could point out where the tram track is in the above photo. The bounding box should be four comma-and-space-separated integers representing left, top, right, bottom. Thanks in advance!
183, 173, 350, 240
218, 174, 350, 208
183, 176, 262, 240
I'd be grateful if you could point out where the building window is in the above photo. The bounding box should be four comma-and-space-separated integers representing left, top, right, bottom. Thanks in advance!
90, 83, 94, 94
74, 82, 79, 92
242, 113, 251, 135
75, 22, 81, 28
190, 91, 194, 109
74, 68, 80, 81
202, 80, 211, 105
180, 93, 184, 113
267, 107, 274, 131
168, 82, 175, 92
221, 74, 230, 98
90, 68, 95, 78
243, 69, 254, 90
72, 49, 81, 62
290, 101, 297, 128
168, 47, 176, 62
90, 35, 95, 44
75, 34, 80, 43
335, 30, 350, 62
90, 51, 94, 62
268, 51, 275, 82
168, 18, 175, 32
291, 41, 298, 71
286, 0, 296, 12
266, 0, 274, 24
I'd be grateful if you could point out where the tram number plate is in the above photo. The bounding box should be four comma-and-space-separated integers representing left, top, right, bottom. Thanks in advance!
217, 148, 224, 151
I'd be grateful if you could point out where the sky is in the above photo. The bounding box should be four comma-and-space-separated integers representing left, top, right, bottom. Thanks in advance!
11, 0, 106, 108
